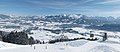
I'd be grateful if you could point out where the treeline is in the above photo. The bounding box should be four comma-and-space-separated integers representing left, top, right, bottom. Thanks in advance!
49, 37, 98, 44
43, 28, 79, 34
0, 31, 40, 45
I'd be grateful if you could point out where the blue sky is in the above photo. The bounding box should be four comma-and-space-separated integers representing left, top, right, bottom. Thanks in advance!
0, 0, 120, 17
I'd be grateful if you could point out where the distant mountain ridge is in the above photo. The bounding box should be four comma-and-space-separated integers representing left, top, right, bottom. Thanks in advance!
0, 14, 119, 25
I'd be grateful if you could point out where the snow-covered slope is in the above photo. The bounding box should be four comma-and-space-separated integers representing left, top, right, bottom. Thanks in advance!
0, 39, 120, 52
0, 41, 25, 49
0, 14, 120, 52
0, 27, 120, 52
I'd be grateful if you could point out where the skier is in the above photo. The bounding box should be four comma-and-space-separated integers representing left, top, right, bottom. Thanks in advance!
34, 46, 36, 49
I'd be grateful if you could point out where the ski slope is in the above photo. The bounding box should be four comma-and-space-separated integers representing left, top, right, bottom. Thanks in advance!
0, 39, 120, 52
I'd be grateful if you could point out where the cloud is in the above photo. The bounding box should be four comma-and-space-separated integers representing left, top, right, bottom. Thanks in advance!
0, 0, 99, 8
97, 0, 120, 4
84, 0, 95, 3
0, 0, 120, 16
26, 0, 97, 8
